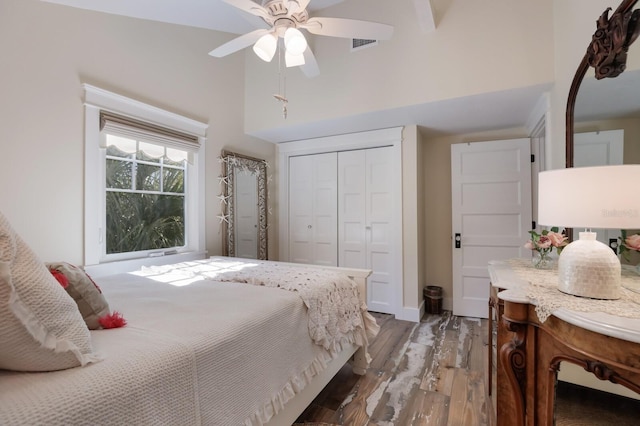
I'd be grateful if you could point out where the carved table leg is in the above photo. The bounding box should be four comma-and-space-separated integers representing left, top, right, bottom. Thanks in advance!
498, 318, 527, 425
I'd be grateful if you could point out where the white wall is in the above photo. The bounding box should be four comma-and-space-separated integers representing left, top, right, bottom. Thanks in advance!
401, 125, 422, 313
0, 0, 275, 265
244, 0, 555, 138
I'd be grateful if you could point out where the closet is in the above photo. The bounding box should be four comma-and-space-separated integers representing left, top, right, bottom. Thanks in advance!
286, 144, 396, 314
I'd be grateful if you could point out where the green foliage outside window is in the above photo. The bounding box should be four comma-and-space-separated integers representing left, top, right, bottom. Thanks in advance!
105, 144, 186, 254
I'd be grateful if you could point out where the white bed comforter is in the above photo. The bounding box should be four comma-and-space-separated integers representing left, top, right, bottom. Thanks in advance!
0, 260, 370, 426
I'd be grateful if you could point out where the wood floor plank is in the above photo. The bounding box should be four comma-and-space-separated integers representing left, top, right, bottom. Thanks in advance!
392, 389, 449, 426
423, 330, 458, 395
466, 319, 485, 372
367, 318, 417, 371
334, 369, 393, 425
447, 369, 489, 426
369, 341, 431, 424
307, 364, 361, 412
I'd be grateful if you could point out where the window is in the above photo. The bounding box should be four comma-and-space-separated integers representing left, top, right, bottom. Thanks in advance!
83, 85, 207, 267
104, 134, 187, 255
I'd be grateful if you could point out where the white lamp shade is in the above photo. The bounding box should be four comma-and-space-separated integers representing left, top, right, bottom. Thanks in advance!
284, 28, 307, 56
285, 50, 305, 67
253, 33, 277, 62
538, 165, 640, 229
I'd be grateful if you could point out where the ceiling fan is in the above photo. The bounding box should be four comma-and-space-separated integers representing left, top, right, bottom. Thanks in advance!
208, 0, 394, 78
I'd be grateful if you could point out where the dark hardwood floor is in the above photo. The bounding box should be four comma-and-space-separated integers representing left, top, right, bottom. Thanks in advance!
295, 311, 640, 426
295, 311, 493, 426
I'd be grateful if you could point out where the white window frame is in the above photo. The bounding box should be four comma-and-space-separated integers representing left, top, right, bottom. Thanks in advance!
83, 84, 207, 273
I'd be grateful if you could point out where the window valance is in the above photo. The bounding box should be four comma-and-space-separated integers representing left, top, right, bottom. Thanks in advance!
100, 111, 200, 154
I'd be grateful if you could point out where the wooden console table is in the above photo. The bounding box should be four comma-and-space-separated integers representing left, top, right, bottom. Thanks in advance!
488, 260, 640, 425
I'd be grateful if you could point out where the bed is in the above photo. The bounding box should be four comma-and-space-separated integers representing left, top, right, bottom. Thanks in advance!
0, 254, 376, 426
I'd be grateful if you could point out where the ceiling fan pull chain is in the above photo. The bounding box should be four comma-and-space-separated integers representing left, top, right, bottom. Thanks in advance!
273, 43, 288, 119
278, 43, 283, 95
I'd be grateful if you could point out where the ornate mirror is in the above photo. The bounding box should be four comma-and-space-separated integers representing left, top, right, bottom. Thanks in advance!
220, 150, 268, 260
567, 0, 640, 267
566, 0, 640, 168
557, 0, 640, 420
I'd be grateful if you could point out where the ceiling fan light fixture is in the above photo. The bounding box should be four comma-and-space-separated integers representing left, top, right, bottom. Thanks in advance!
285, 50, 306, 67
253, 33, 277, 62
284, 27, 307, 55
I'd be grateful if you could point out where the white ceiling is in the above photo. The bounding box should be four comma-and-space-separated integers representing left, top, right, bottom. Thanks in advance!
41, 0, 345, 35
251, 83, 554, 143
40, 0, 638, 143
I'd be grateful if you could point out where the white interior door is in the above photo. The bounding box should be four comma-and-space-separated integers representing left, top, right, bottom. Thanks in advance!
289, 153, 338, 266
234, 171, 258, 258
338, 147, 395, 314
574, 130, 624, 167
574, 129, 624, 247
451, 139, 532, 318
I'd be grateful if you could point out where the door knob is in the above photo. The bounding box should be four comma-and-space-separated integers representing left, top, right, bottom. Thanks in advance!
455, 233, 461, 248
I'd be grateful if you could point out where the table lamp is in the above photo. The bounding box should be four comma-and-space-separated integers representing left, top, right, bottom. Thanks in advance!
537, 165, 640, 299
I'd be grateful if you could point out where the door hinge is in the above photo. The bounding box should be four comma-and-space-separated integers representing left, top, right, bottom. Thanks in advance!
531, 154, 535, 163
532, 221, 536, 229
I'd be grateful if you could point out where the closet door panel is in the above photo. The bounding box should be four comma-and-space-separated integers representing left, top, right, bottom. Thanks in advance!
337, 147, 395, 314
364, 147, 394, 314
289, 153, 338, 266
289, 155, 314, 263
338, 150, 367, 269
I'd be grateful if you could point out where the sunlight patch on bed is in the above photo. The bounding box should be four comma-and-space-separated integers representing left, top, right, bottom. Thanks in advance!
130, 259, 261, 286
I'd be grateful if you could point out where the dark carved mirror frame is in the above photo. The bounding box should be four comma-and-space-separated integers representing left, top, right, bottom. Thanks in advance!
564, 0, 640, 240
566, 0, 640, 168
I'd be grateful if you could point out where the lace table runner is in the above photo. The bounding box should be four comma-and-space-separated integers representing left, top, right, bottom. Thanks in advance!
507, 258, 640, 322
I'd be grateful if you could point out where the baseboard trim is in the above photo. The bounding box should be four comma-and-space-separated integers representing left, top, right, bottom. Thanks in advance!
395, 301, 425, 323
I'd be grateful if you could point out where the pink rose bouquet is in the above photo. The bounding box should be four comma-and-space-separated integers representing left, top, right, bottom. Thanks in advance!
619, 230, 640, 261
524, 227, 568, 256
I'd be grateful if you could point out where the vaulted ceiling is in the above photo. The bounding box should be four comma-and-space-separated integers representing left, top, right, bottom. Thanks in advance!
41, 0, 347, 34
41, 0, 636, 144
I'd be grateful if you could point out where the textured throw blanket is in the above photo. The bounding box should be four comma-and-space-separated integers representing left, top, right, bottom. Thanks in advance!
210, 261, 380, 354
143, 259, 380, 356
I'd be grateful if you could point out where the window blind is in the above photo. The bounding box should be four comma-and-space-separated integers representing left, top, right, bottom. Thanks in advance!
100, 111, 200, 153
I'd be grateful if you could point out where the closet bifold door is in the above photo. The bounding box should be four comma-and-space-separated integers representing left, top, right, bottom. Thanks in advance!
288, 152, 338, 266
338, 147, 394, 314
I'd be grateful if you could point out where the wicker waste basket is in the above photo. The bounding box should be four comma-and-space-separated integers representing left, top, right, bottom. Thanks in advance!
424, 285, 443, 315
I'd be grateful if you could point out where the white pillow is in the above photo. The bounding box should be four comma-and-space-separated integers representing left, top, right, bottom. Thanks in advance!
0, 211, 101, 371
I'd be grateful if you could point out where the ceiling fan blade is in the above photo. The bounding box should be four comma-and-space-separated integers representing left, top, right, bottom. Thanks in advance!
285, 51, 306, 67
208, 29, 270, 57
221, 0, 272, 22
301, 17, 394, 40
300, 47, 320, 78
284, 0, 311, 14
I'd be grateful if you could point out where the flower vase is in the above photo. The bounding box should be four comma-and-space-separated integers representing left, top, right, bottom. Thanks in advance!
532, 251, 554, 269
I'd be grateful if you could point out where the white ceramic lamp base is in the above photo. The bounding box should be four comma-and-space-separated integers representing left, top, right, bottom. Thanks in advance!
557, 232, 621, 300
